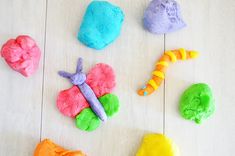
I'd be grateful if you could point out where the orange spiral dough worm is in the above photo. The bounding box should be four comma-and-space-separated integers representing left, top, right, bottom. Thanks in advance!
138, 48, 199, 96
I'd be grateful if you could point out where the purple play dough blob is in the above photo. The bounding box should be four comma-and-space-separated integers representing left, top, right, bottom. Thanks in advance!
58, 58, 107, 122
143, 0, 186, 34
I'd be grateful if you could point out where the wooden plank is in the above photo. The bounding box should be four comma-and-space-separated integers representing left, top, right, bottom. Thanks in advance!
0, 0, 46, 155
164, 0, 235, 155
42, 0, 164, 155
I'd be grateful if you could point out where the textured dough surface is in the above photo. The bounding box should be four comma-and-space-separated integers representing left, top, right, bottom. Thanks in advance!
57, 86, 89, 117
179, 83, 215, 124
143, 0, 186, 34
99, 93, 119, 117
75, 108, 101, 131
86, 63, 116, 97
77, 0, 124, 50
1, 35, 41, 77
136, 134, 179, 156
34, 139, 86, 156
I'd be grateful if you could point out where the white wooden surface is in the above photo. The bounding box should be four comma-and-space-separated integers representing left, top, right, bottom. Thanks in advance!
0, 0, 234, 156
0, 0, 46, 155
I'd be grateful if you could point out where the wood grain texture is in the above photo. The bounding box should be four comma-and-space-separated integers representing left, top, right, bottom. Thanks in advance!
0, 0, 235, 155
164, 0, 235, 155
0, 0, 46, 155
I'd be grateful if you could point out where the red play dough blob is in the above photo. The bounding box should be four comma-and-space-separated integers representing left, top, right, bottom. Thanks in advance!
57, 86, 89, 117
1, 35, 41, 77
86, 63, 116, 97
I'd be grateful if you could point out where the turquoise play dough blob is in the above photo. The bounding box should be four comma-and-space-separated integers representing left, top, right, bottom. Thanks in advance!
77, 1, 124, 50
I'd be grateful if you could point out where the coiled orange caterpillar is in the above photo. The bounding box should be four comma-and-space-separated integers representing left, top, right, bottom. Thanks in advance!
138, 48, 199, 96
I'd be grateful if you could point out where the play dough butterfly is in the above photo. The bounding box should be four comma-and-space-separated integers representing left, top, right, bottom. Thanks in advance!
57, 58, 119, 131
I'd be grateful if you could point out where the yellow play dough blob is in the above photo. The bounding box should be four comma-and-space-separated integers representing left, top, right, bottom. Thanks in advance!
136, 134, 179, 156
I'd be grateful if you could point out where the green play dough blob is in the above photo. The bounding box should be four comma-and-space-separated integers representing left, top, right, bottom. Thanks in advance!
75, 108, 101, 131
99, 94, 120, 117
179, 83, 215, 124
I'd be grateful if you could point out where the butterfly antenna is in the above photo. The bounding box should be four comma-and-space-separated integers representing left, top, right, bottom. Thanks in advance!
76, 57, 83, 73
58, 71, 72, 79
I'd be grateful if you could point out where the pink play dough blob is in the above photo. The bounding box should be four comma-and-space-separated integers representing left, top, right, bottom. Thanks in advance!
56, 63, 116, 118
1, 35, 41, 77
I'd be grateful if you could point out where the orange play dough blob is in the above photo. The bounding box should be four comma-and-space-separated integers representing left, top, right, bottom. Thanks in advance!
34, 139, 86, 156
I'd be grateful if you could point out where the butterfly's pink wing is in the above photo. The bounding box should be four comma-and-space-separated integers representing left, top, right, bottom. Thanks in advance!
86, 63, 116, 97
56, 85, 89, 118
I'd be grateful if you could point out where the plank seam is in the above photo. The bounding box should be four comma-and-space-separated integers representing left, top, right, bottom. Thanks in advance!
40, 0, 48, 141
163, 34, 166, 135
